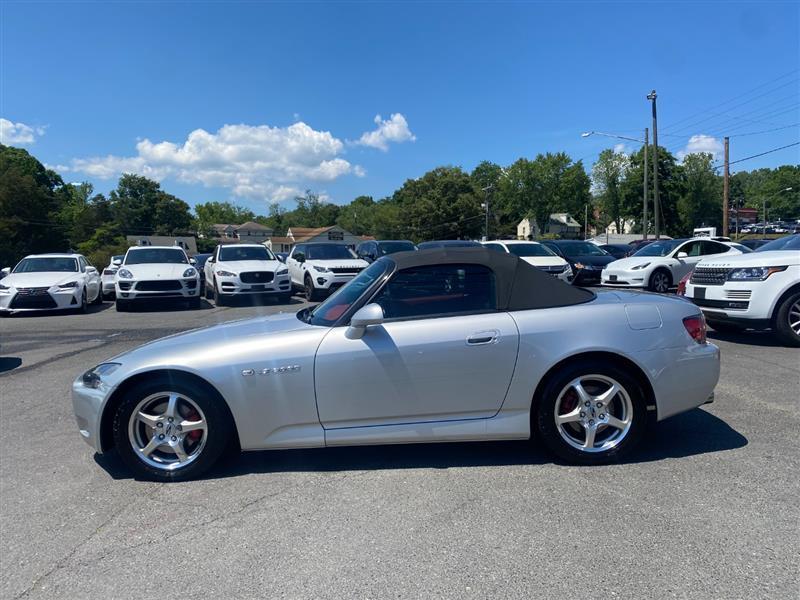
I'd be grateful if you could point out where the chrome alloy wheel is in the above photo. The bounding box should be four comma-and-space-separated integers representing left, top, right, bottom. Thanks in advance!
128, 392, 208, 471
789, 298, 800, 336
554, 374, 633, 453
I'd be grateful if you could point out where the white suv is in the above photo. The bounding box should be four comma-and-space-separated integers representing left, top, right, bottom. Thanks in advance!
204, 243, 291, 305
115, 246, 201, 311
684, 234, 800, 346
286, 243, 368, 300
481, 240, 572, 282
602, 238, 747, 293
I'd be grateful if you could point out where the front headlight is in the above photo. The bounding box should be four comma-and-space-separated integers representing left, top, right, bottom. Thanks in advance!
727, 266, 787, 281
81, 362, 121, 388
0, 283, 10, 291
58, 281, 78, 288
118, 269, 133, 279
183, 267, 197, 278
313, 265, 331, 273
631, 262, 651, 270
277, 266, 289, 275
216, 270, 237, 277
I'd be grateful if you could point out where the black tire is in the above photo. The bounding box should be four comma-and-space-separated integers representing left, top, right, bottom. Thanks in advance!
205, 280, 214, 300
774, 291, 800, 347
648, 269, 672, 294
76, 289, 88, 314
534, 360, 647, 465
115, 299, 130, 312
92, 288, 104, 305
708, 320, 745, 334
111, 376, 235, 482
304, 274, 321, 301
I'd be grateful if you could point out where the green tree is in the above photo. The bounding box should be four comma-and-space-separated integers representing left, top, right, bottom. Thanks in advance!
336, 195, 375, 236
0, 145, 68, 266
109, 174, 192, 236
676, 153, 722, 231
592, 149, 629, 233
194, 201, 256, 235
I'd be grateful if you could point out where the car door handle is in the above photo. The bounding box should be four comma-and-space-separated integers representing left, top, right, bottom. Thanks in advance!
466, 330, 499, 345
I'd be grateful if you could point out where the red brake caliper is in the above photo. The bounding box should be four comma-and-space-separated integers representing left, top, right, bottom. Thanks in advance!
186, 408, 203, 442
560, 389, 578, 415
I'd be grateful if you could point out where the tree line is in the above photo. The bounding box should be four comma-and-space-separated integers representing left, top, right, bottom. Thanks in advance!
1, 143, 798, 268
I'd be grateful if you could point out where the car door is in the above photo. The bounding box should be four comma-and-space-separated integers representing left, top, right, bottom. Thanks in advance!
204, 247, 217, 286
314, 263, 520, 430
286, 245, 306, 286
670, 240, 705, 280
80, 256, 100, 300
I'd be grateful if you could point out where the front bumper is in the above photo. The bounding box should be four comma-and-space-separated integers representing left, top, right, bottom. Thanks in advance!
572, 266, 605, 285
115, 278, 200, 300
217, 272, 291, 296
72, 374, 110, 453
684, 280, 773, 326
0, 287, 83, 312
601, 268, 647, 288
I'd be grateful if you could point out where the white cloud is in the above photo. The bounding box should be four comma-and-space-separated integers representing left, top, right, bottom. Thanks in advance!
678, 134, 724, 161
613, 143, 630, 155
356, 113, 416, 151
67, 121, 366, 202
0, 118, 45, 145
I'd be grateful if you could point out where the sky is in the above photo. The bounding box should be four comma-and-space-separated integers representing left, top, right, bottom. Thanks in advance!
1, 0, 798, 214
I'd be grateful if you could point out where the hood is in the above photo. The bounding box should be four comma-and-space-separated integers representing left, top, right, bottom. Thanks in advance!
567, 254, 616, 267
307, 258, 369, 268
108, 311, 322, 366
2, 271, 82, 288
519, 256, 568, 267
120, 263, 197, 279
606, 256, 665, 270
698, 250, 800, 268
215, 260, 285, 273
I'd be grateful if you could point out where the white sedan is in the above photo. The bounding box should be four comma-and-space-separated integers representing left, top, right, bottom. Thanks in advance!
204, 244, 291, 305
101, 254, 125, 299
602, 238, 747, 293
482, 240, 572, 282
0, 253, 102, 314
115, 246, 201, 311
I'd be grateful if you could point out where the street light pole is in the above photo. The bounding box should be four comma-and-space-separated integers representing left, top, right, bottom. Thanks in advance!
647, 90, 660, 240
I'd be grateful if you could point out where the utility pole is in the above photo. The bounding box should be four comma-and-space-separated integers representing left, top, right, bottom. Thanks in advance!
723, 136, 730, 237
647, 90, 660, 239
643, 127, 649, 240
584, 204, 589, 240
481, 185, 492, 242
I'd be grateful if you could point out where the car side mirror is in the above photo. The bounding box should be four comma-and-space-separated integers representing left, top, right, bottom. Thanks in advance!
189, 257, 197, 265
295, 253, 305, 263
85, 266, 97, 274
346, 303, 384, 340
676, 252, 688, 259
1, 267, 10, 277
112, 259, 122, 266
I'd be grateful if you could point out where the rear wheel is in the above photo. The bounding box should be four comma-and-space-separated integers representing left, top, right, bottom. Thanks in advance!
112, 377, 234, 481
774, 291, 800, 347
648, 269, 672, 293
534, 361, 647, 465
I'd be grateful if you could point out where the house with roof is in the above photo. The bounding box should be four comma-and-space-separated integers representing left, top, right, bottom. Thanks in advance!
517, 213, 583, 240
210, 221, 273, 243
267, 226, 366, 253
125, 236, 198, 254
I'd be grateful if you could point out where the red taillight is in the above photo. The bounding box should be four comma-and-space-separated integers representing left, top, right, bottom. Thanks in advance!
683, 314, 707, 344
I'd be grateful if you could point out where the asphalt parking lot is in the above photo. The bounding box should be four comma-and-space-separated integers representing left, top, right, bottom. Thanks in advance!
1, 298, 798, 599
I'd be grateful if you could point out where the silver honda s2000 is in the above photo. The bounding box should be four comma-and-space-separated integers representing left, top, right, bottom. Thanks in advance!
72, 248, 720, 481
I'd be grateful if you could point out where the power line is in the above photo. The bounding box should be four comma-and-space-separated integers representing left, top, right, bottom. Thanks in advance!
712, 141, 800, 170
729, 123, 800, 138
661, 69, 799, 131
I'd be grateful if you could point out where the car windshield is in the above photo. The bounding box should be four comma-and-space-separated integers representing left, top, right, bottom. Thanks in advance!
125, 248, 188, 264
307, 260, 389, 326
755, 235, 800, 252
219, 246, 274, 261
378, 241, 416, 255
13, 257, 78, 273
557, 242, 608, 257
506, 243, 555, 257
633, 239, 683, 257
305, 245, 357, 260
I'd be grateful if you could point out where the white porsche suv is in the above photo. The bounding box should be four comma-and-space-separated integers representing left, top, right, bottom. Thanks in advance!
204, 244, 291, 305
287, 243, 369, 300
684, 234, 800, 346
602, 238, 747, 293
482, 240, 572, 283
115, 246, 201, 311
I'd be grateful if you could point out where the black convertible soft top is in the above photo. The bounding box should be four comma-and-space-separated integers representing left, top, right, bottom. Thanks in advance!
386, 247, 595, 310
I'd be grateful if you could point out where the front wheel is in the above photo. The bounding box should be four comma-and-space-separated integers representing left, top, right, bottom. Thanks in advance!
304, 275, 321, 301
534, 361, 647, 465
112, 377, 234, 481
648, 269, 672, 294
774, 291, 800, 347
